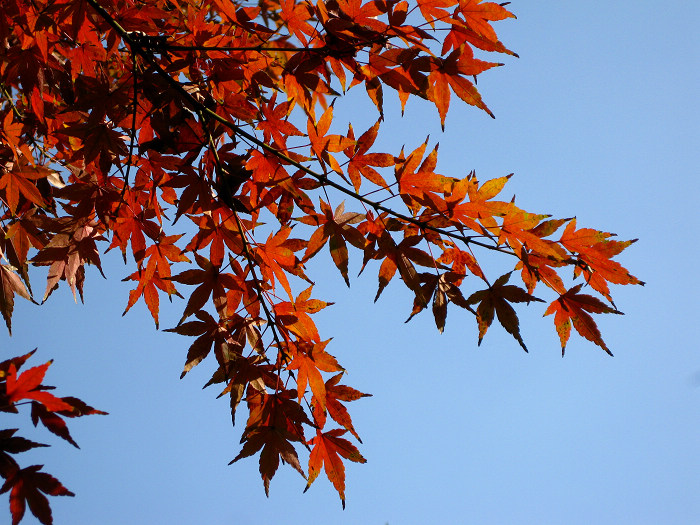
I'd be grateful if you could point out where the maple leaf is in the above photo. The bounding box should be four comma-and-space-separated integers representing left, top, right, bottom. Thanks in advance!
544, 284, 621, 356
0, 350, 38, 382
233, 388, 311, 495
165, 310, 245, 378
344, 121, 394, 191
419, 0, 459, 27
436, 240, 485, 283
254, 226, 307, 298
373, 232, 434, 303
304, 428, 366, 508
395, 140, 455, 207
169, 253, 241, 323
287, 340, 343, 410
207, 354, 270, 425
59, 120, 129, 172
122, 235, 188, 327
0, 465, 74, 525
0, 429, 48, 478
311, 373, 371, 441
30, 219, 105, 303
231, 425, 306, 496
27, 395, 107, 449
431, 272, 477, 332
299, 201, 365, 286
1, 112, 33, 161
3, 363, 73, 413
307, 104, 355, 172
107, 204, 161, 265
273, 286, 332, 343
448, 172, 513, 228
0, 265, 32, 335
4, 209, 49, 267
186, 207, 246, 267
466, 272, 543, 351
256, 93, 304, 147
496, 209, 566, 258
5, 361, 72, 411
29, 403, 75, 449
516, 250, 567, 296
427, 47, 500, 126
457, 0, 516, 44
559, 219, 643, 302
0, 161, 50, 214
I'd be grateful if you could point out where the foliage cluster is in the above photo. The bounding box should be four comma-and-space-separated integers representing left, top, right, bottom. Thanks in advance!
0, 0, 640, 522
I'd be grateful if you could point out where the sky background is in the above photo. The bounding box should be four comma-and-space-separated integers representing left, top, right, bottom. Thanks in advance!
5, 2, 700, 524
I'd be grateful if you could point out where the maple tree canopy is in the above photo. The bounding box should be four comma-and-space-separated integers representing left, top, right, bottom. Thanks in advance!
0, 0, 642, 522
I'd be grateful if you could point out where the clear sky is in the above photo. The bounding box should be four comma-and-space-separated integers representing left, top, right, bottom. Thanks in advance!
6, 2, 700, 524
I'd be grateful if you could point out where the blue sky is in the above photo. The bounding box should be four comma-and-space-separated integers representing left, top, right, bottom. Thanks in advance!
6, 2, 700, 524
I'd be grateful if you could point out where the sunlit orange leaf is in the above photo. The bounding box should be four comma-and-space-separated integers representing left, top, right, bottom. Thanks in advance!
544, 284, 620, 355
255, 226, 306, 298
288, 340, 342, 410
437, 240, 485, 282
311, 373, 371, 440
274, 286, 332, 342
458, 0, 516, 44
559, 219, 643, 301
304, 428, 366, 508
344, 121, 394, 191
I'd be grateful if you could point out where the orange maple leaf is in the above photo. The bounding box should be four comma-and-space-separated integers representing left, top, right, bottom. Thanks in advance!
311, 373, 371, 440
304, 428, 366, 508
344, 120, 394, 191
287, 340, 343, 410
274, 286, 332, 342
544, 284, 620, 356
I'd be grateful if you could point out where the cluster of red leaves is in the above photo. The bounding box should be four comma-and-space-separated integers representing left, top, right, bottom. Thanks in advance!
0, 350, 106, 525
0, 0, 641, 517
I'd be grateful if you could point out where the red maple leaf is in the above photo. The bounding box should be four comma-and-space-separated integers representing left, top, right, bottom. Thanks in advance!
0, 161, 50, 214
3, 362, 72, 413
0, 465, 74, 525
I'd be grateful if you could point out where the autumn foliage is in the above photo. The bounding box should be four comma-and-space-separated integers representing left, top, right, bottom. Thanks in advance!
0, 350, 106, 525
0, 0, 641, 522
